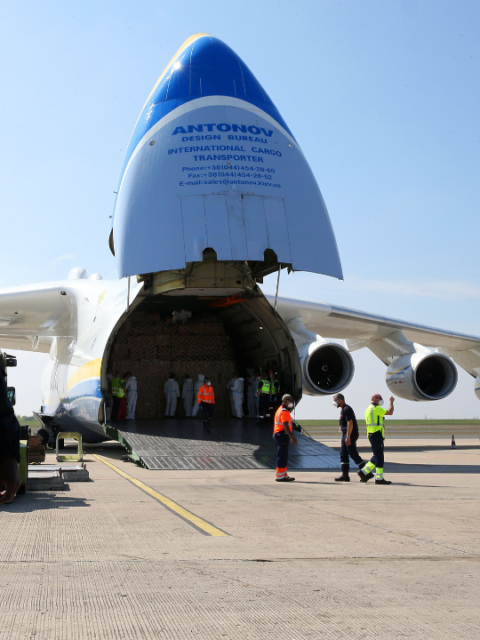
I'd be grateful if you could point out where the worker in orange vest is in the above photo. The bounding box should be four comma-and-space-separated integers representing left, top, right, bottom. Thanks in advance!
273, 394, 297, 482
197, 377, 215, 429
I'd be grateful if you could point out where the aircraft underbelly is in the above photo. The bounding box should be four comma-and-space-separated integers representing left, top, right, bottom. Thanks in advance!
49, 407, 107, 443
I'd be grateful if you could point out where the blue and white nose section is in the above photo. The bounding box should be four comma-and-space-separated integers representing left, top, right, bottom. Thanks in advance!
111, 34, 343, 280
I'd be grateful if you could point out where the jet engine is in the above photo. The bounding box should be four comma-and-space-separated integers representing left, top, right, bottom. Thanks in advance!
386, 352, 458, 401
297, 340, 355, 396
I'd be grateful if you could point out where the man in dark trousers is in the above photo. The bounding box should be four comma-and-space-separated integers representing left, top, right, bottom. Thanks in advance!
358, 393, 395, 485
333, 393, 366, 482
197, 377, 215, 429
273, 394, 297, 482
256, 372, 272, 426
0, 364, 21, 504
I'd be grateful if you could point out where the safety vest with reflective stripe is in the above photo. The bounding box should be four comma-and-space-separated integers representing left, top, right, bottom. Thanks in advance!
198, 384, 215, 404
364, 403, 386, 437
260, 378, 271, 394
273, 406, 293, 434
111, 378, 125, 398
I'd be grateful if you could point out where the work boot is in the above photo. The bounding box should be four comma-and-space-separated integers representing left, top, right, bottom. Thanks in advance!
358, 471, 374, 483
375, 478, 392, 485
276, 476, 295, 482
335, 474, 350, 482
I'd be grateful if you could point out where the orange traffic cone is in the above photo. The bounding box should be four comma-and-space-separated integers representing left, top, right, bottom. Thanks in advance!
451, 434, 456, 448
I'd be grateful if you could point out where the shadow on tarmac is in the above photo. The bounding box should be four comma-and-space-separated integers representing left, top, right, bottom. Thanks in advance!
1, 492, 90, 512
292, 480, 447, 487
288, 461, 479, 475
352, 444, 479, 453
383, 462, 480, 474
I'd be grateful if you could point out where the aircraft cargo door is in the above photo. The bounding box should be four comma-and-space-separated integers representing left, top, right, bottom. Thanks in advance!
180, 194, 292, 267
242, 195, 292, 264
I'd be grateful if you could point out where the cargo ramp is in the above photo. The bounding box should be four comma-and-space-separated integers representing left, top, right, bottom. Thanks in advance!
103, 418, 343, 470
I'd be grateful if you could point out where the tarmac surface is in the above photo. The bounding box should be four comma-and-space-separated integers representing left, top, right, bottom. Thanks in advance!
1, 434, 480, 639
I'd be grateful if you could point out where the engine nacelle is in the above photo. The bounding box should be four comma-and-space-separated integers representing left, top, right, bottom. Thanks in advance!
386, 352, 458, 401
297, 340, 355, 396
475, 376, 480, 401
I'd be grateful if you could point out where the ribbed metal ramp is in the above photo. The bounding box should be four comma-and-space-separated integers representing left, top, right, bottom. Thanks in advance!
108, 418, 343, 470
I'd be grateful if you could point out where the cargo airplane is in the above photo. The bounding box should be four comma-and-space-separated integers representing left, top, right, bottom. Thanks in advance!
1, 34, 479, 443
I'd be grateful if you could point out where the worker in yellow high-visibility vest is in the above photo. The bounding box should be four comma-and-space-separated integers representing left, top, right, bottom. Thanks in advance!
256, 375, 272, 425
358, 393, 395, 485
111, 375, 125, 420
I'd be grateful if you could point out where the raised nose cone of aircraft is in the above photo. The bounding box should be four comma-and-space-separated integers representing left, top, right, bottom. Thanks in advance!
112, 34, 343, 281
117, 35, 293, 179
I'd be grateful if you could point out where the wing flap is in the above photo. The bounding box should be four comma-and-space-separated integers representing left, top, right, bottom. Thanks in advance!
0, 284, 73, 352
449, 349, 480, 378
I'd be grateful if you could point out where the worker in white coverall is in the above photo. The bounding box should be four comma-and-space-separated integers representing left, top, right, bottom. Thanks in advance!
226, 376, 236, 416
232, 374, 245, 418
191, 374, 205, 417
182, 374, 194, 417
125, 372, 138, 420
164, 373, 180, 417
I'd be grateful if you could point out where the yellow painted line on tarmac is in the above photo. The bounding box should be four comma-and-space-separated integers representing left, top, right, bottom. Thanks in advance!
93, 455, 229, 537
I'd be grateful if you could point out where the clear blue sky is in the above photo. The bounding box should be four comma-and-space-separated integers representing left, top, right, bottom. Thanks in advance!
1, 1, 479, 419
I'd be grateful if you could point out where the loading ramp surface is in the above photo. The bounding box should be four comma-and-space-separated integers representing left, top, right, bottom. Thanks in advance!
106, 418, 343, 470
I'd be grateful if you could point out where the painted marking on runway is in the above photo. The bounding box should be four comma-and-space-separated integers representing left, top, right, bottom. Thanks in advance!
93, 455, 230, 537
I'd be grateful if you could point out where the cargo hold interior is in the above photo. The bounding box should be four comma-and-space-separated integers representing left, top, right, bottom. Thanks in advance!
104, 292, 301, 420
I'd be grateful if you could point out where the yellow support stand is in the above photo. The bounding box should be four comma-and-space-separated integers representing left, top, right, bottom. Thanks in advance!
56, 432, 84, 462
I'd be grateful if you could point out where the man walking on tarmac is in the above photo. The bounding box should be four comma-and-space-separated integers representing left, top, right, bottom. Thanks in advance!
273, 394, 297, 482
358, 393, 395, 485
333, 393, 366, 482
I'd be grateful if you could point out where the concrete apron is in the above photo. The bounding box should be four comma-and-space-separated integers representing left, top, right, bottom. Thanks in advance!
1, 437, 479, 639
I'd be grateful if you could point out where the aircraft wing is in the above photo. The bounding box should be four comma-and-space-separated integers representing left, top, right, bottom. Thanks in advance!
0, 283, 74, 353
272, 295, 480, 377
